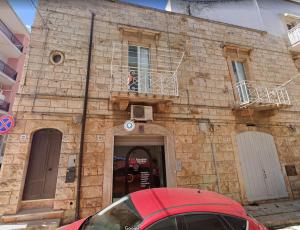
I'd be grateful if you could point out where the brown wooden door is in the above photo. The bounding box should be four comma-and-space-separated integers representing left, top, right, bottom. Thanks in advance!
23, 129, 62, 200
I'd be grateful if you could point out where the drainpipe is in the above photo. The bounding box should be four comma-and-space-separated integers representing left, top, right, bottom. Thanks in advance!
76, 11, 95, 220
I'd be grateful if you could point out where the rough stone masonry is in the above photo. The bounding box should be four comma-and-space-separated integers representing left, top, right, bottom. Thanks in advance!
0, 0, 299, 224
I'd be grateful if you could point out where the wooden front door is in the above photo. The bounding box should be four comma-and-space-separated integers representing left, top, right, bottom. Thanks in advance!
23, 129, 62, 200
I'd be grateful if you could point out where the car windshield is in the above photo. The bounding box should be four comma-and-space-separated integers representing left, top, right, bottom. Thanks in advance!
81, 196, 142, 230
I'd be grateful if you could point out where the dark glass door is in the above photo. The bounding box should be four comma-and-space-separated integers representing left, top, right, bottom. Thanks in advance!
113, 146, 166, 200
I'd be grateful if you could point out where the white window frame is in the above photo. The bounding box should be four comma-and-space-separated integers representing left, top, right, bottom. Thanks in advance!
128, 45, 151, 93
232, 60, 249, 104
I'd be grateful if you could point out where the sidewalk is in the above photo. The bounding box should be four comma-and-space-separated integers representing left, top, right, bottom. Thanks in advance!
245, 199, 300, 229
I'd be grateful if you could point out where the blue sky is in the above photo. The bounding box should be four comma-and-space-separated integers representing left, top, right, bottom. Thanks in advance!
8, 0, 167, 29
8, 0, 38, 29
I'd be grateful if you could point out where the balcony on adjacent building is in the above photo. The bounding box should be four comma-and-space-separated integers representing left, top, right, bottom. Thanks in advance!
235, 81, 291, 110
288, 23, 300, 52
0, 101, 10, 114
0, 19, 23, 58
0, 59, 17, 86
110, 42, 184, 110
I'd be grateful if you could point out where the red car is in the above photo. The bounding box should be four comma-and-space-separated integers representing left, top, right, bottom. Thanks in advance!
59, 188, 267, 230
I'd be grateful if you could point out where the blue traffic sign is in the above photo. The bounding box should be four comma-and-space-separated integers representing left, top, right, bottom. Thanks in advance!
0, 115, 15, 134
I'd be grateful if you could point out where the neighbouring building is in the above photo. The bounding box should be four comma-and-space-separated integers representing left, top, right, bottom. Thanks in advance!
0, 1, 30, 169
0, 0, 300, 226
166, 0, 300, 68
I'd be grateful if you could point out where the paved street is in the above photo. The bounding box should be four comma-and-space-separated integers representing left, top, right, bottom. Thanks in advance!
277, 226, 300, 230
245, 200, 300, 229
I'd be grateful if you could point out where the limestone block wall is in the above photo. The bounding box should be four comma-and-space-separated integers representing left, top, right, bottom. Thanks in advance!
0, 0, 300, 223
0, 114, 80, 220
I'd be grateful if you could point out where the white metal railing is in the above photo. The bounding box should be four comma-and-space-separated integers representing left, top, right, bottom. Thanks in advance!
288, 24, 300, 45
110, 43, 184, 97
236, 80, 291, 108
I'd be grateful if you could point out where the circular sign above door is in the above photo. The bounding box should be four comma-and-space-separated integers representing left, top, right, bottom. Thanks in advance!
124, 120, 135, 132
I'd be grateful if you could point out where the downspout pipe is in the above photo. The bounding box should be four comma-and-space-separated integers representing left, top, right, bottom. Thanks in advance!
76, 11, 95, 220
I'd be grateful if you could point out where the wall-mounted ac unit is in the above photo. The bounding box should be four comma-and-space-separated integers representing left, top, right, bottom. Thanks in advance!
131, 105, 153, 121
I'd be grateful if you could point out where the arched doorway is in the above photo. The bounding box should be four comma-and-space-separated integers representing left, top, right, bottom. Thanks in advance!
23, 129, 62, 200
236, 131, 288, 201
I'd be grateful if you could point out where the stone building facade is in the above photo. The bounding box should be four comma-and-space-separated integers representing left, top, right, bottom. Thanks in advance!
0, 0, 300, 225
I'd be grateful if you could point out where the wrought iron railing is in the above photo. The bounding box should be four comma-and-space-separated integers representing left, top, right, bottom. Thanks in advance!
236, 80, 290, 107
110, 43, 184, 97
110, 66, 179, 96
288, 24, 300, 46
0, 60, 17, 81
0, 19, 23, 52
0, 101, 10, 112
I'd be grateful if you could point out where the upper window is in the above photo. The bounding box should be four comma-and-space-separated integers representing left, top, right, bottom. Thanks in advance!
231, 61, 249, 104
223, 45, 252, 105
232, 61, 247, 84
128, 45, 151, 93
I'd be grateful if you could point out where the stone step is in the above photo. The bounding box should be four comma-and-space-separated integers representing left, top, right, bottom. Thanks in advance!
20, 199, 54, 210
0, 208, 63, 223
0, 218, 60, 230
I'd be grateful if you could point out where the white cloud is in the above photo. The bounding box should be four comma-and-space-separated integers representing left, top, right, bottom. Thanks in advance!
25, 24, 31, 31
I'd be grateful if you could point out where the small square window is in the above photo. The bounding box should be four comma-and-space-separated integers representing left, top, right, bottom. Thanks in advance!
285, 165, 297, 176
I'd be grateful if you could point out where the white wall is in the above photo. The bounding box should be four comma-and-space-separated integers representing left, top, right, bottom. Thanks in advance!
168, 0, 263, 30
257, 0, 300, 36
168, 0, 300, 37
0, 52, 8, 63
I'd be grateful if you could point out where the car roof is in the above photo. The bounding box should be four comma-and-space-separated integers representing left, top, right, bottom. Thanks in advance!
130, 188, 247, 221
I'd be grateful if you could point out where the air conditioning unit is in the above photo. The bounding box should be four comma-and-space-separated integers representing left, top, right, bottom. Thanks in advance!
131, 105, 153, 121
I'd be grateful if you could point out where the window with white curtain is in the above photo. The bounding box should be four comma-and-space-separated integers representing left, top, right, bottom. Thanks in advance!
128, 45, 151, 93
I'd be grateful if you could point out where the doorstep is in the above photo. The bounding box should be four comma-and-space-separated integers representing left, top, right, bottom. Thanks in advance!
0, 218, 60, 230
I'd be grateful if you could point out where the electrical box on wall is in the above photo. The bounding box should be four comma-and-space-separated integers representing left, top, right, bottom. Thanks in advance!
67, 155, 76, 168
66, 167, 76, 183
66, 155, 76, 183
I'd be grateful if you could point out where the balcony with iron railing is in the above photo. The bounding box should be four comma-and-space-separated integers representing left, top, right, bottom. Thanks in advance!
235, 80, 291, 110
288, 24, 300, 52
110, 43, 184, 110
0, 19, 23, 53
0, 59, 17, 86
110, 67, 179, 96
